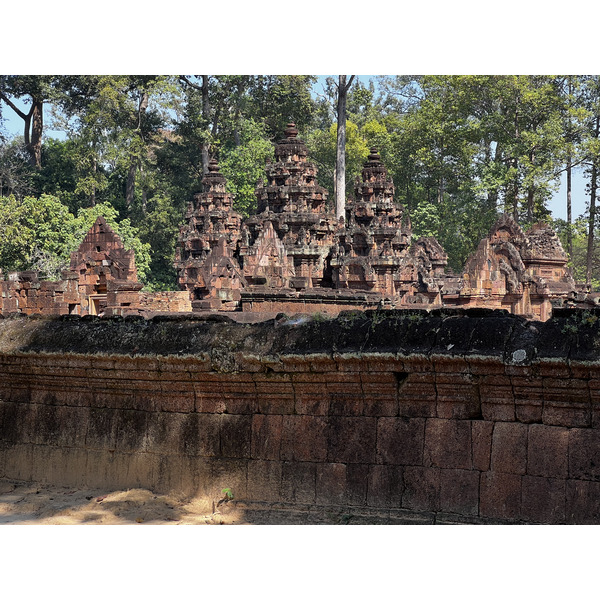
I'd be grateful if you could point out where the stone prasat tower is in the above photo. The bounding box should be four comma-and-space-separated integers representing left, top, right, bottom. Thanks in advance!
243, 122, 337, 289
331, 148, 412, 294
174, 158, 245, 308
456, 214, 578, 320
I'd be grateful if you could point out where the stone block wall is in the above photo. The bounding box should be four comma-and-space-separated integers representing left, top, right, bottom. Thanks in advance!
0, 309, 599, 523
0, 273, 81, 316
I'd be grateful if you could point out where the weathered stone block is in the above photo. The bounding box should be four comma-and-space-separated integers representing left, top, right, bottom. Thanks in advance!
568, 428, 600, 481
256, 381, 296, 414
467, 356, 506, 376
345, 463, 369, 506
91, 390, 135, 411
402, 466, 440, 512
511, 376, 544, 409
126, 451, 156, 491
521, 476, 566, 524
435, 372, 481, 419
471, 420, 494, 471
3, 443, 34, 482
219, 379, 258, 414
0, 401, 21, 443
480, 374, 515, 422
208, 458, 248, 501
113, 409, 150, 452
537, 360, 571, 379
515, 398, 543, 424
439, 468, 480, 515
316, 462, 348, 505
479, 471, 522, 520
542, 399, 591, 428
155, 382, 195, 413
565, 479, 600, 524
490, 422, 528, 475
281, 461, 316, 504
367, 464, 404, 508
327, 416, 376, 464
377, 417, 425, 466
247, 460, 282, 502
281, 415, 328, 462
398, 374, 437, 418
85, 407, 118, 451
220, 414, 252, 459
424, 418, 471, 469
251, 414, 283, 460
527, 424, 569, 478
293, 381, 329, 415
327, 380, 364, 416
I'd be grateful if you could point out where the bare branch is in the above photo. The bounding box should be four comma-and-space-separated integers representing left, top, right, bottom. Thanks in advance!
178, 75, 204, 92
0, 90, 30, 121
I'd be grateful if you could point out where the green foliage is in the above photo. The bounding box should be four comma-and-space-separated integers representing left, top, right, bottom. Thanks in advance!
74, 202, 152, 283
306, 120, 370, 201
133, 194, 182, 290
0, 194, 77, 278
411, 201, 442, 239
3, 74, 600, 286
0, 138, 34, 199
555, 216, 600, 290
0, 195, 151, 283
219, 119, 274, 217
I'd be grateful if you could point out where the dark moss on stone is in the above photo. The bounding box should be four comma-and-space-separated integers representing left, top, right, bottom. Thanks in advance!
0, 309, 597, 365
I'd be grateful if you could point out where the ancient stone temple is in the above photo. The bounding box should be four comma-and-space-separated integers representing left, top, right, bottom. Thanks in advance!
174, 158, 244, 307
172, 127, 465, 314
168, 123, 590, 320
456, 214, 578, 320
332, 148, 411, 294
70, 216, 139, 315
243, 122, 337, 290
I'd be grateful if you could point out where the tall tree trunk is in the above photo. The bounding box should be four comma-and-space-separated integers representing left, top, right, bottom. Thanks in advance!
511, 99, 520, 221
126, 161, 136, 208
510, 162, 519, 221
29, 98, 43, 169
201, 75, 211, 174
586, 116, 600, 287
126, 90, 149, 209
526, 150, 535, 222
487, 142, 501, 213
90, 157, 97, 207
586, 162, 597, 287
335, 75, 354, 222
526, 186, 535, 223
566, 76, 573, 258
0, 91, 43, 168
567, 153, 572, 257
140, 164, 147, 214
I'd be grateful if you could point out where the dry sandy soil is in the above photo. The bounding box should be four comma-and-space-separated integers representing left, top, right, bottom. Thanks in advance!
0, 479, 249, 525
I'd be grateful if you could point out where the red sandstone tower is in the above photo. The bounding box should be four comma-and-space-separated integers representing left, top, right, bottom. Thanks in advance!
243, 123, 337, 289
69, 216, 138, 315
174, 158, 245, 308
332, 148, 412, 294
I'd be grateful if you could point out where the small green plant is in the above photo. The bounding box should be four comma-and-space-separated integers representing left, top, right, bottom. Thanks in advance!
221, 488, 234, 501
562, 322, 579, 335
311, 311, 329, 323
561, 311, 599, 334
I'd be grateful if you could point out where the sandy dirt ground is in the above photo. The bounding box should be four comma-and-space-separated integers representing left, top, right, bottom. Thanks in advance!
0, 479, 249, 525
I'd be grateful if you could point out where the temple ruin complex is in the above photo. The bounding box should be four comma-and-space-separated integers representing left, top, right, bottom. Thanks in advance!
0, 123, 593, 320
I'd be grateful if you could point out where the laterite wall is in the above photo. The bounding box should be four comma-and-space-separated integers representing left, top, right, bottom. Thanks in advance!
0, 309, 599, 524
